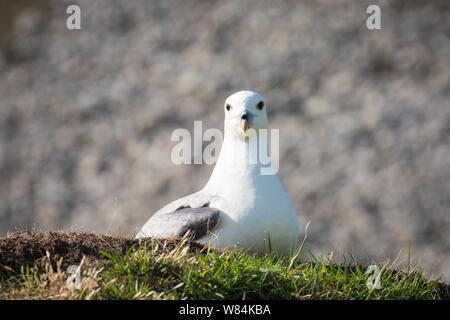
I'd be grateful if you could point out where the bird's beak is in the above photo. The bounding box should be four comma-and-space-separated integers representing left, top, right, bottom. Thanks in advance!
241, 119, 248, 133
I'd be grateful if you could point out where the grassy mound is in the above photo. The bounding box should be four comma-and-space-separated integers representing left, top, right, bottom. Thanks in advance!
0, 231, 448, 300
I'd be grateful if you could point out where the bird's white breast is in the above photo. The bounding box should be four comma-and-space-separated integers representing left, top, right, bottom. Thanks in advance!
198, 173, 298, 256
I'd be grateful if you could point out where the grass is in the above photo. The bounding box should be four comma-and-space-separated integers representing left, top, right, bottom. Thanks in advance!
0, 234, 448, 300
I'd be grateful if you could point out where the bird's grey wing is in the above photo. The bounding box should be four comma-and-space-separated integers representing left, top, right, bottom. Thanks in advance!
136, 207, 221, 240
136, 192, 222, 240
152, 191, 215, 215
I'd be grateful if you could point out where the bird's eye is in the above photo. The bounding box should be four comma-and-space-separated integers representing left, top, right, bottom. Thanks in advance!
257, 101, 264, 110
226, 104, 232, 111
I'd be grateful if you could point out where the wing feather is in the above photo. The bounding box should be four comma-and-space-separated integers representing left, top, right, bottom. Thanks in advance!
136, 192, 222, 240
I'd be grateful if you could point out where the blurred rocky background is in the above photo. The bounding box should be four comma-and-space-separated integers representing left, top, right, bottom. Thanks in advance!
0, 0, 449, 280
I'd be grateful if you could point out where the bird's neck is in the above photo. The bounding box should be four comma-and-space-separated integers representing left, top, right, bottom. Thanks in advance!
203, 130, 272, 193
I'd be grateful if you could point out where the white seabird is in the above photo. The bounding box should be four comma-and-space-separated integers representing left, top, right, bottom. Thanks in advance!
136, 91, 299, 256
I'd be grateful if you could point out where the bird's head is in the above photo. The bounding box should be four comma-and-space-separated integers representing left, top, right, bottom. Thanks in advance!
224, 91, 267, 138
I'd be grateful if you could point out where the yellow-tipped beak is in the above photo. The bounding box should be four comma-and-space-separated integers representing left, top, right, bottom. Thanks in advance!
241, 119, 248, 133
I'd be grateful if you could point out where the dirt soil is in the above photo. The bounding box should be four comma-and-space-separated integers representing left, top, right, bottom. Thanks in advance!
0, 231, 206, 276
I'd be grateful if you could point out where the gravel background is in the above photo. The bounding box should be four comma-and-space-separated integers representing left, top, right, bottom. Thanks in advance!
0, 0, 449, 280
